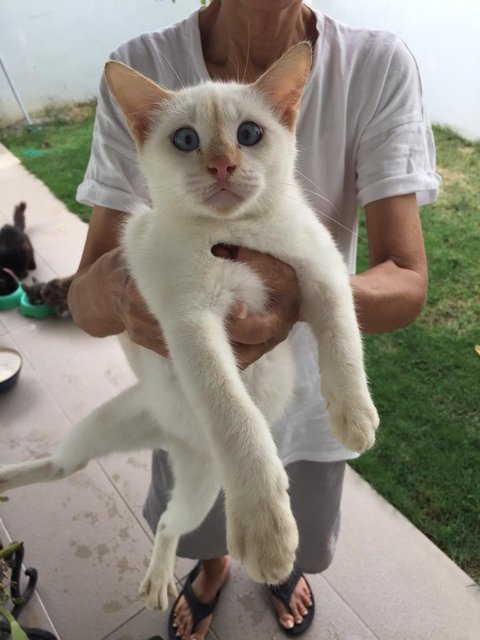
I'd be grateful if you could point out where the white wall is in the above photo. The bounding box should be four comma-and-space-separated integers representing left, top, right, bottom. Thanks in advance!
1, 0, 480, 138
310, 0, 480, 139
0, 0, 199, 124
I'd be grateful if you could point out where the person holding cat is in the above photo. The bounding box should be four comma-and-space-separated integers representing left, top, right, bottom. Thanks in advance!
70, 0, 440, 638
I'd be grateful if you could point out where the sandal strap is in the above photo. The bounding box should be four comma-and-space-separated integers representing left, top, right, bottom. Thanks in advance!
269, 571, 316, 636
182, 562, 221, 625
269, 569, 303, 609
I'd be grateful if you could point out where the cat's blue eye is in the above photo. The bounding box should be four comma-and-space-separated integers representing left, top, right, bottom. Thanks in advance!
172, 127, 200, 151
237, 121, 263, 146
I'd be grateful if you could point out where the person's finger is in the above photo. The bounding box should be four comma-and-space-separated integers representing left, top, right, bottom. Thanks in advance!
128, 321, 170, 356
211, 243, 239, 259
229, 311, 280, 345
236, 246, 296, 284
233, 342, 272, 369
228, 300, 248, 320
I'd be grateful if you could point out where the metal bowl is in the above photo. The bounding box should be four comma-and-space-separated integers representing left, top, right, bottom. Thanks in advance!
0, 347, 23, 392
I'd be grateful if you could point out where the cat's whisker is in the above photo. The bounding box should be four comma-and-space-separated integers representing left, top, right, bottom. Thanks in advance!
242, 18, 251, 84
256, 197, 269, 218
110, 150, 172, 172
148, 183, 182, 191
293, 170, 342, 217
253, 193, 265, 215
147, 188, 188, 204
156, 51, 186, 90
172, 193, 190, 211
280, 192, 362, 239
275, 177, 341, 216
228, 36, 242, 83
148, 182, 184, 194
263, 186, 365, 241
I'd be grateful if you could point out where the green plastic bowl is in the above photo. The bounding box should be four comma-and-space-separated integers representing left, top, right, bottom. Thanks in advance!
0, 282, 24, 310
19, 292, 56, 319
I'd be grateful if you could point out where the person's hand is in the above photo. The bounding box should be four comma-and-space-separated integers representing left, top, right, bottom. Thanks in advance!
110, 246, 301, 366
109, 250, 169, 357
212, 245, 301, 369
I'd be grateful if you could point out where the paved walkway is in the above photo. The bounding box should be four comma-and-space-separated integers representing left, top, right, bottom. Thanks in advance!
0, 143, 479, 639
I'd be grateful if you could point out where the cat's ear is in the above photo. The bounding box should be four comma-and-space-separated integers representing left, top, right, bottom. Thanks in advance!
104, 60, 173, 146
253, 42, 312, 130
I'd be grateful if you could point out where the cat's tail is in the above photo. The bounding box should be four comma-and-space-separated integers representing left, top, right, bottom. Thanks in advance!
13, 202, 27, 230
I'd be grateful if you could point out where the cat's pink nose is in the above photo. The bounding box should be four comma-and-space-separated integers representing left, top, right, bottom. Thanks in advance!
207, 157, 236, 181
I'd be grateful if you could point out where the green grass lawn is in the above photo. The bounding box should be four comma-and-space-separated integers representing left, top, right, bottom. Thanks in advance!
1, 108, 95, 222
1, 119, 479, 580
353, 127, 480, 581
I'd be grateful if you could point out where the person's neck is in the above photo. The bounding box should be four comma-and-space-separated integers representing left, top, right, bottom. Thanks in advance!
199, 0, 317, 82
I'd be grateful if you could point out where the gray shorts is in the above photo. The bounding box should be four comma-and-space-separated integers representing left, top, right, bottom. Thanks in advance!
143, 450, 346, 574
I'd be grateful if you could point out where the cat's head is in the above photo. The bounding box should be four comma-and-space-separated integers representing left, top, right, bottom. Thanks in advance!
105, 43, 311, 219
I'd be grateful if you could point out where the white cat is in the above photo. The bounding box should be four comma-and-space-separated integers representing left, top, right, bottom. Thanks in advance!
0, 43, 378, 610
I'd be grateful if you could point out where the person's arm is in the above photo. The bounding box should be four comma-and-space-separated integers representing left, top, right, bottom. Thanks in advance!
351, 193, 428, 333
67, 205, 169, 355
228, 192, 428, 364
69, 194, 427, 366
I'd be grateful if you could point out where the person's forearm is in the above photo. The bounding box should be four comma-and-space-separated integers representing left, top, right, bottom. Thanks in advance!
350, 259, 428, 334
67, 248, 125, 337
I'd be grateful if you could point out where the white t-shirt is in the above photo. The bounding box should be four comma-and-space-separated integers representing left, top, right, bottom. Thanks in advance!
77, 8, 440, 464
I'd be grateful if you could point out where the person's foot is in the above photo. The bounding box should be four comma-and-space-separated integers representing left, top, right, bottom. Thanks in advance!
271, 574, 314, 631
171, 556, 230, 640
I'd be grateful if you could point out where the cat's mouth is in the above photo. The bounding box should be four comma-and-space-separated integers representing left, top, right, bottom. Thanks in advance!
204, 186, 243, 212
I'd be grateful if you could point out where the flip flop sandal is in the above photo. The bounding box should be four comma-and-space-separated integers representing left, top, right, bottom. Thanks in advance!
168, 562, 222, 640
269, 569, 315, 636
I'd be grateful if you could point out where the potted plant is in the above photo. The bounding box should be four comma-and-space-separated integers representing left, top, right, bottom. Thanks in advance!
0, 541, 30, 640
0, 497, 57, 640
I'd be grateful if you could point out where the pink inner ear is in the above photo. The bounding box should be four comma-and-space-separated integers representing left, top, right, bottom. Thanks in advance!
275, 87, 305, 129
129, 113, 155, 147
279, 105, 298, 130
105, 60, 171, 146
253, 45, 311, 130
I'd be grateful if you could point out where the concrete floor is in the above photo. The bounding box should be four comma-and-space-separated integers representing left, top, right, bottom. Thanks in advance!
0, 143, 479, 640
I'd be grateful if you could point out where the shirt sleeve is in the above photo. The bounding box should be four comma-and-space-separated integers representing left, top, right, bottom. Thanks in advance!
76, 49, 151, 215
356, 38, 441, 208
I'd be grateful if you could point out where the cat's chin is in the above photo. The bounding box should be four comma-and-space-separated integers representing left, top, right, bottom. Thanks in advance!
203, 189, 244, 215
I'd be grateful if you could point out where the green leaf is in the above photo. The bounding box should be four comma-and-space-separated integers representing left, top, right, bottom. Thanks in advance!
0, 606, 30, 640
0, 542, 23, 560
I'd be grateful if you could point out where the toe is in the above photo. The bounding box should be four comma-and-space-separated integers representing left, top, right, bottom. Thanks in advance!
271, 576, 314, 631
175, 611, 191, 638
301, 581, 313, 608
271, 595, 295, 629
280, 614, 295, 630
302, 590, 313, 609
189, 613, 212, 639
289, 599, 304, 625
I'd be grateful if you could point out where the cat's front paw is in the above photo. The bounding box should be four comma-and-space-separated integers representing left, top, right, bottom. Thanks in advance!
226, 470, 299, 585
139, 566, 178, 611
328, 393, 379, 453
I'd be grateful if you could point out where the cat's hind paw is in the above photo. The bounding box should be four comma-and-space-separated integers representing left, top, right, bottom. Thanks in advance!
0, 456, 68, 494
139, 568, 178, 611
0, 464, 15, 493
0, 459, 55, 492
227, 483, 299, 585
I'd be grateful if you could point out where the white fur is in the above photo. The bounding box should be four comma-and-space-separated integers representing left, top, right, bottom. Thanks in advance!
0, 71, 378, 609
